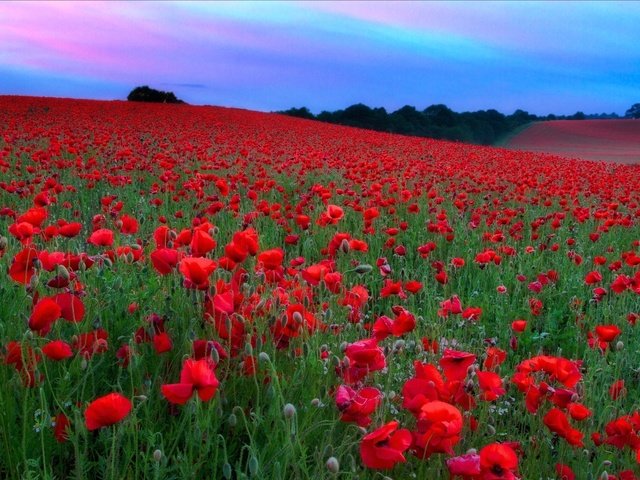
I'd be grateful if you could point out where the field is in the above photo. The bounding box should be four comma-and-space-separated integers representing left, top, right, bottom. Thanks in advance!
505, 120, 640, 164
1, 96, 640, 480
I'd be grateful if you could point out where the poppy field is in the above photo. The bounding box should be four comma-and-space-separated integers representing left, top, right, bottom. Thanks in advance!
506, 120, 640, 164
2, 96, 640, 480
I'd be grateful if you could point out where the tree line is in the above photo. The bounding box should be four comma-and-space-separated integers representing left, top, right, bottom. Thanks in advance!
277, 104, 625, 145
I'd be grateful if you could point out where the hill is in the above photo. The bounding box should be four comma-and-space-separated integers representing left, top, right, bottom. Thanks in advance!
504, 119, 640, 164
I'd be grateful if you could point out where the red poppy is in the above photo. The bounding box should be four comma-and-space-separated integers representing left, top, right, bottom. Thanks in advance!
543, 408, 584, 447
54, 292, 85, 323
42, 340, 73, 360
335, 385, 381, 427
360, 421, 411, 470
413, 400, 463, 458
9, 247, 39, 284
479, 443, 519, 479
190, 228, 216, 256
88, 228, 114, 247
179, 257, 217, 290
85, 393, 132, 430
439, 349, 476, 381
477, 371, 506, 401
555, 463, 576, 480
161, 358, 219, 405
53, 413, 71, 442
29, 297, 62, 336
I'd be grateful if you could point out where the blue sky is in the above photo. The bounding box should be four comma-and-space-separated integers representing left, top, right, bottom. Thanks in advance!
1, 1, 639, 115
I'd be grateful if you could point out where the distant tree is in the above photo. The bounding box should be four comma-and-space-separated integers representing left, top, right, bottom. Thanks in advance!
424, 104, 456, 127
570, 111, 586, 120
127, 86, 184, 104
278, 107, 315, 120
625, 103, 640, 119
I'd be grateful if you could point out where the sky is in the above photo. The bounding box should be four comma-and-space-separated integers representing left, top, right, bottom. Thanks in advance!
1, 1, 639, 116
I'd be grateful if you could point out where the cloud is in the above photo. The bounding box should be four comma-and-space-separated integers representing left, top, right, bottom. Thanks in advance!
0, 1, 638, 114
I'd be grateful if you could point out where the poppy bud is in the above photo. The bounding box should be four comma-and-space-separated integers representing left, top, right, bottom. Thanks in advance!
228, 413, 237, 427
292, 311, 304, 325
311, 398, 321, 407
210, 347, 220, 364
222, 462, 232, 479
56, 265, 71, 280
29, 273, 39, 289
0, 236, 7, 250
326, 457, 340, 474
615, 341, 624, 351
248, 456, 259, 476
258, 352, 270, 363
340, 239, 350, 254
153, 449, 162, 462
283, 403, 296, 419
393, 340, 405, 352
354, 264, 373, 275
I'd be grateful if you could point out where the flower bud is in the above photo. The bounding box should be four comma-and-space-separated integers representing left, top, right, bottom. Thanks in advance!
326, 457, 340, 474
283, 403, 296, 419
153, 449, 163, 462
354, 264, 373, 275
248, 456, 259, 475
258, 352, 270, 363
227, 413, 237, 428
222, 462, 232, 479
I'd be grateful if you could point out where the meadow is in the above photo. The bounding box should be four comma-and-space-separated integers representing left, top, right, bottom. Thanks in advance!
1, 96, 640, 480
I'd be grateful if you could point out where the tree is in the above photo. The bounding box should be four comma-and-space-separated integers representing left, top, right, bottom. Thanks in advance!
278, 107, 315, 120
127, 86, 184, 104
625, 103, 640, 119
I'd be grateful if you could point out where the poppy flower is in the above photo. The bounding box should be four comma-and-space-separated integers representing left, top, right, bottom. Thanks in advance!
446, 452, 481, 478
477, 371, 506, 401
479, 443, 519, 479
511, 320, 527, 333
438, 295, 463, 318
439, 349, 476, 381
9, 247, 39, 284
88, 228, 114, 247
179, 257, 217, 290
54, 292, 85, 323
53, 413, 71, 442
29, 297, 62, 336
42, 340, 73, 360
543, 408, 584, 447
402, 361, 448, 414
161, 358, 219, 405
150, 248, 182, 275
335, 385, 381, 427
85, 393, 132, 430
413, 400, 463, 458
190, 228, 216, 256
555, 463, 576, 480
360, 421, 411, 470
